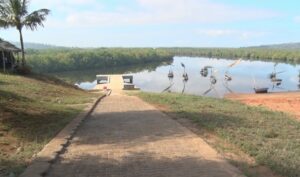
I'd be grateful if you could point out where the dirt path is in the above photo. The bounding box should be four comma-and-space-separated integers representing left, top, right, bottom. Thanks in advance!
226, 92, 300, 120
46, 92, 244, 177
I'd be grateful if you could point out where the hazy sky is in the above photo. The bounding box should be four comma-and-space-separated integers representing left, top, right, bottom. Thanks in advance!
1, 0, 300, 47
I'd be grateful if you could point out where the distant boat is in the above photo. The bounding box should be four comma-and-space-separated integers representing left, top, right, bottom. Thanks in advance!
254, 88, 269, 94
269, 63, 285, 80
200, 69, 208, 77
181, 63, 185, 68
183, 73, 188, 81
168, 65, 174, 78
228, 59, 242, 68
168, 71, 174, 78
271, 78, 282, 83
225, 74, 232, 81
181, 63, 188, 81
210, 75, 217, 84
252, 75, 268, 94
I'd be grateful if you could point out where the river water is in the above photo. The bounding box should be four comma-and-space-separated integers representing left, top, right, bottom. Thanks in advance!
52, 57, 300, 97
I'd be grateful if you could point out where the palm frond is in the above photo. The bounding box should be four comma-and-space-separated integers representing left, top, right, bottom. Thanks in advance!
0, 18, 12, 28
21, 0, 29, 16
0, 0, 5, 13
23, 8, 50, 30
9, 0, 23, 17
0, 0, 10, 16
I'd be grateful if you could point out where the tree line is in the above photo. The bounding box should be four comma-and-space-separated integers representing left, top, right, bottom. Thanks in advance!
26, 48, 173, 73
161, 47, 300, 64
26, 47, 300, 73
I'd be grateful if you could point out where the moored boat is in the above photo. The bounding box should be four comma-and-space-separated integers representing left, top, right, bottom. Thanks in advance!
254, 87, 269, 94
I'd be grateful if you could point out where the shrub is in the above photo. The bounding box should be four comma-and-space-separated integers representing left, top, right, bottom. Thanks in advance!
15, 65, 32, 75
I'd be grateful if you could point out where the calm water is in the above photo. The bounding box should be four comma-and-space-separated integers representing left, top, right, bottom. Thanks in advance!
53, 57, 300, 98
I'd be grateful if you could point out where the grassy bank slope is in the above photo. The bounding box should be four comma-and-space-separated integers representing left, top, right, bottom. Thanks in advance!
0, 73, 97, 176
135, 92, 300, 177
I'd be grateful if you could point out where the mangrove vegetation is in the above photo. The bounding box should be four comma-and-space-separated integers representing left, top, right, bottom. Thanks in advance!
26, 48, 173, 73
162, 47, 300, 64
23, 47, 300, 74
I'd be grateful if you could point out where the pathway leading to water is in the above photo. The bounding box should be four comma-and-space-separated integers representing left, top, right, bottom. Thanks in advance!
46, 86, 244, 177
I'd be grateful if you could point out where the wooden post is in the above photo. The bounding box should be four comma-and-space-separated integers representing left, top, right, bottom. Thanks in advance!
11, 52, 14, 70
2, 51, 5, 73
17, 53, 20, 65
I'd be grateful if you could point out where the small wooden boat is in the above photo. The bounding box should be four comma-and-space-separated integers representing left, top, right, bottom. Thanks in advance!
225, 74, 232, 81
200, 69, 208, 77
168, 71, 174, 78
254, 87, 269, 94
210, 76, 217, 84
181, 63, 185, 68
200, 68, 208, 73
252, 75, 268, 94
183, 73, 188, 81
168, 65, 174, 78
228, 59, 242, 68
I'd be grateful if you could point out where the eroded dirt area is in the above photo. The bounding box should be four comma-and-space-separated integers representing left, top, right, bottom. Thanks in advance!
226, 92, 300, 120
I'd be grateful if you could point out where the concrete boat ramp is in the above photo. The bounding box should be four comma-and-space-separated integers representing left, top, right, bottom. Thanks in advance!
23, 74, 245, 177
94, 74, 139, 91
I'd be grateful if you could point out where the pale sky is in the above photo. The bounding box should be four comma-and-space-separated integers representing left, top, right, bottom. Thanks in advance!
1, 0, 300, 48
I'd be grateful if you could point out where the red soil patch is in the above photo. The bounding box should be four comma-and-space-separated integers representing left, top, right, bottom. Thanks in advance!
226, 92, 300, 120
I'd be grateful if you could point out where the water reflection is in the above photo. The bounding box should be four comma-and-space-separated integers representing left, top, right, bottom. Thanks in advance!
269, 63, 284, 90
51, 61, 172, 90
182, 79, 188, 94
53, 57, 300, 97
162, 77, 174, 93
203, 70, 220, 97
133, 57, 300, 97
181, 63, 189, 81
223, 81, 234, 94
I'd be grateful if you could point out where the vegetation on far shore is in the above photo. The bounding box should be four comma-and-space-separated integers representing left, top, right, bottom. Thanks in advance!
26, 48, 173, 73
134, 92, 300, 177
51, 61, 171, 84
23, 47, 300, 74
161, 47, 300, 64
0, 73, 97, 176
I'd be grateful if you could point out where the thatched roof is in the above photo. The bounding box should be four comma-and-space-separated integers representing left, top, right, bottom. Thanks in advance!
0, 41, 21, 52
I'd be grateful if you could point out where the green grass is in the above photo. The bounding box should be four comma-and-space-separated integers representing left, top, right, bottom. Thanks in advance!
134, 92, 300, 177
0, 73, 97, 176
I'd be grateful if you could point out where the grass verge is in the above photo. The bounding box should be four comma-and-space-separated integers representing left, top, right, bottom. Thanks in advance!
134, 92, 300, 177
0, 73, 97, 176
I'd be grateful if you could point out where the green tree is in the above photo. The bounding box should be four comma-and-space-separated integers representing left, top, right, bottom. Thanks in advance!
0, 0, 50, 65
